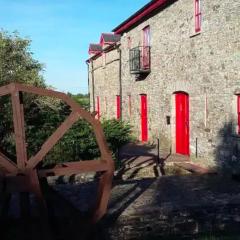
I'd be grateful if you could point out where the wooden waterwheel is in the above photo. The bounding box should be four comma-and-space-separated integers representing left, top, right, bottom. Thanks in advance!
0, 83, 114, 223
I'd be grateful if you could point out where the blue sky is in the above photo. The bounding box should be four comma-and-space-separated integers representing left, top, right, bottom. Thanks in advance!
0, 0, 149, 94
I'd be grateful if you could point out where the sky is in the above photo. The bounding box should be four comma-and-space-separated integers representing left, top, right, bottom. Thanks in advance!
0, 0, 149, 94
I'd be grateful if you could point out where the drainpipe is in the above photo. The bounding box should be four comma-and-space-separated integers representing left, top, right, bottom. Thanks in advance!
91, 60, 95, 111
86, 61, 90, 110
117, 46, 122, 121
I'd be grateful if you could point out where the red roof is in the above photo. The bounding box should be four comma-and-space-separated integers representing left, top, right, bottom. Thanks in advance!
113, 0, 167, 34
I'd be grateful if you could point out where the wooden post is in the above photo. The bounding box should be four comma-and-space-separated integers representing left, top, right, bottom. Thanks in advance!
91, 167, 114, 223
11, 89, 28, 170
0, 83, 114, 226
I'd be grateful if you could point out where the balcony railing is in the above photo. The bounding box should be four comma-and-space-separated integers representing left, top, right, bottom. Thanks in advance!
129, 46, 151, 74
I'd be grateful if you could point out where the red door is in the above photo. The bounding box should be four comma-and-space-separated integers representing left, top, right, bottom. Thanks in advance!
96, 96, 100, 120
175, 93, 189, 155
140, 94, 148, 142
116, 95, 121, 120
237, 95, 240, 134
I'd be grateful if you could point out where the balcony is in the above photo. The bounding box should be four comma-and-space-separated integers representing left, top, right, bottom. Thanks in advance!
129, 46, 151, 74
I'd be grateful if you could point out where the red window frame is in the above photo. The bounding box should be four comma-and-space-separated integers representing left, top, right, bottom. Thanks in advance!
128, 95, 132, 118
142, 26, 150, 69
105, 96, 107, 113
116, 95, 121, 120
237, 95, 240, 134
143, 26, 150, 47
195, 0, 201, 32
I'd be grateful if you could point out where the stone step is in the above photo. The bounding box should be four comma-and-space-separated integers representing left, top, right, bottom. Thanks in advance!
174, 162, 217, 174
164, 154, 190, 163
115, 165, 156, 180
121, 155, 156, 168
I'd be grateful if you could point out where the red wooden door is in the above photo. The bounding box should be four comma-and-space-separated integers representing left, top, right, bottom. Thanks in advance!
237, 95, 240, 134
116, 95, 121, 120
175, 93, 189, 155
96, 96, 100, 120
140, 94, 148, 142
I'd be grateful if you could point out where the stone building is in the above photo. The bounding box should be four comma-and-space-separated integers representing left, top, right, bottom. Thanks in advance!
87, 0, 240, 163
88, 34, 121, 120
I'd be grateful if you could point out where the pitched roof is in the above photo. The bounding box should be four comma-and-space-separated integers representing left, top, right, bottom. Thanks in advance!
88, 44, 102, 54
100, 33, 121, 44
87, 34, 120, 61
113, 0, 169, 34
86, 42, 119, 63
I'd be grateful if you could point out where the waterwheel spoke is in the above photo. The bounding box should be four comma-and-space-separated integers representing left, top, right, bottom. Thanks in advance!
27, 111, 80, 169
11, 90, 28, 170
0, 152, 18, 173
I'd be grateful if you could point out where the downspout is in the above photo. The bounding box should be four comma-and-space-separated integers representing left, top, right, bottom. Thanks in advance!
91, 60, 95, 111
118, 46, 122, 121
86, 61, 90, 110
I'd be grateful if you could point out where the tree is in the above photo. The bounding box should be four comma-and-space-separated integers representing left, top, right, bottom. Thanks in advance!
0, 31, 45, 87
0, 31, 63, 160
0, 31, 132, 168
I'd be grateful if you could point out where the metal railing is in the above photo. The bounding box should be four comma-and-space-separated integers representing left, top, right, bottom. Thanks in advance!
129, 46, 151, 74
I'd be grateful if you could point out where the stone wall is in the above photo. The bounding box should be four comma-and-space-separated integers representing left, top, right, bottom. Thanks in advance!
89, 47, 120, 120
88, 0, 240, 163
119, 0, 240, 161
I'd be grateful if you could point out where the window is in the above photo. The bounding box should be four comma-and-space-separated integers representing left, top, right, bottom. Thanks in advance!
105, 96, 107, 113
129, 26, 151, 74
142, 26, 150, 69
116, 95, 121, 120
127, 36, 131, 49
128, 95, 132, 118
195, 0, 202, 32
143, 26, 150, 47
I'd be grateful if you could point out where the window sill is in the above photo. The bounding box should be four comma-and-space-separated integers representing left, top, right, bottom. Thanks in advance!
190, 32, 201, 38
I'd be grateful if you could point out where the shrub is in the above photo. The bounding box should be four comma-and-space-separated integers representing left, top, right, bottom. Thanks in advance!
102, 119, 132, 153
43, 119, 132, 167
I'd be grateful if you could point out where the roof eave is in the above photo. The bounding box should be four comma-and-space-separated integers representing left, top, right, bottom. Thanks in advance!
113, 0, 167, 34
86, 43, 120, 63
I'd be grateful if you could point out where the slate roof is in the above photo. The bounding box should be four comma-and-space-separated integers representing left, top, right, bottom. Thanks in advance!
101, 33, 121, 43
89, 44, 102, 52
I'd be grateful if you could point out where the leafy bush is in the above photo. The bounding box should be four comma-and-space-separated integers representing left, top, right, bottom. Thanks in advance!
43, 119, 132, 167
102, 119, 132, 153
